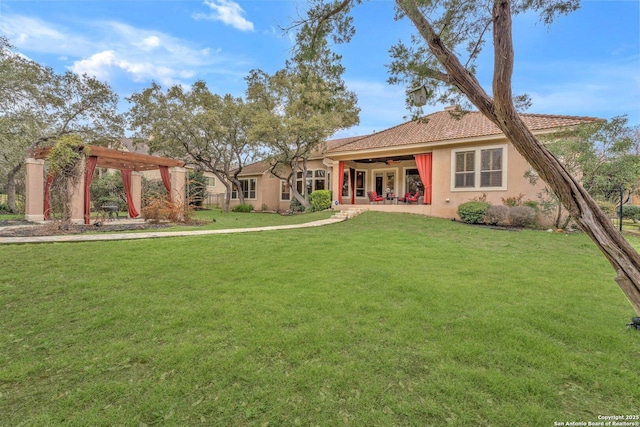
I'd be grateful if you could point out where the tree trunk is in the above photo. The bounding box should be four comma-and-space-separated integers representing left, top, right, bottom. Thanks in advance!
6, 163, 21, 213
399, 0, 640, 314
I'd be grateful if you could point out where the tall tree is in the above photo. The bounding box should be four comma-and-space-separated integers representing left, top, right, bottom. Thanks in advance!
545, 116, 640, 204
246, 26, 359, 209
0, 37, 123, 212
127, 81, 260, 212
295, 0, 640, 315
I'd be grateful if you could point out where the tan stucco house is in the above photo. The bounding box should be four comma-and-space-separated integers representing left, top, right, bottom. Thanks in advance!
227, 108, 600, 220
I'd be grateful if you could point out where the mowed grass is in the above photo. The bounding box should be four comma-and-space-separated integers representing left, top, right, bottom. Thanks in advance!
1, 211, 639, 426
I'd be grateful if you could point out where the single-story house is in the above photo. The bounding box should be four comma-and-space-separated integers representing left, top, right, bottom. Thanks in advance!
228, 107, 600, 220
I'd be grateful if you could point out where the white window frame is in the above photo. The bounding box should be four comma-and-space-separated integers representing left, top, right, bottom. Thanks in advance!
232, 178, 257, 200
450, 144, 507, 191
355, 170, 366, 198
280, 180, 291, 201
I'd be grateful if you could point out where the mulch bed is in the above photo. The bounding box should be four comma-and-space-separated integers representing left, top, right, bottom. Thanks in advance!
0, 219, 172, 238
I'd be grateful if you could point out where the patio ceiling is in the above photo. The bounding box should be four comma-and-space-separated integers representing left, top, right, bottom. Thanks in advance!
30, 145, 185, 172
353, 154, 416, 165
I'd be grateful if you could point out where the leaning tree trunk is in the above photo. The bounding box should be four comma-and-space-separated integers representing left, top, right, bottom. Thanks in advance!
399, 0, 640, 314
6, 163, 21, 213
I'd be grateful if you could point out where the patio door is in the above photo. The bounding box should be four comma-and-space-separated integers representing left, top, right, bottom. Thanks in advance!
375, 171, 396, 196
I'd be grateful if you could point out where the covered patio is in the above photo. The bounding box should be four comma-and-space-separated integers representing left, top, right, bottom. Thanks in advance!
25, 145, 186, 224
328, 151, 433, 212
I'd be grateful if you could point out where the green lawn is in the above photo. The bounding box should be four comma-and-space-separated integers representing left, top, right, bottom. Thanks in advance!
1, 211, 639, 426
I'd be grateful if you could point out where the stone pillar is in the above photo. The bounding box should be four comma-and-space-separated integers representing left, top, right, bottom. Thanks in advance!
170, 167, 187, 221
170, 167, 187, 205
24, 157, 45, 222
69, 165, 85, 224
131, 171, 143, 218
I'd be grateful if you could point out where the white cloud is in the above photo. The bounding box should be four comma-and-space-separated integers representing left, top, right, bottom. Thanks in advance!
2, 13, 248, 90
0, 14, 92, 57
194, 0, 254, 32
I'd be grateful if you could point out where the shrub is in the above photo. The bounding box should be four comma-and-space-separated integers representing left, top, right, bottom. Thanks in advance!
188, 171, 207, 207
458, 201, 490, 224
501, 193, 525, 207
509, 205, 537, 228
0, 202, 11, 214
484, 205, 509, 226
622, 205, 640, 222
232, 203, 254, 213
597, 200, 616, 217
289, 197, 306, 213
523, 200, 539, 211
309, 190, 331, 212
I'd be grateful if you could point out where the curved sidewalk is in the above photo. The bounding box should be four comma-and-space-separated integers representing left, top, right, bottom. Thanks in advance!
0, 213, 359, 245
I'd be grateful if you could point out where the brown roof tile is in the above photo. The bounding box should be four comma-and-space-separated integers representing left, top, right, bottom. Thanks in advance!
328, 110, 601, 153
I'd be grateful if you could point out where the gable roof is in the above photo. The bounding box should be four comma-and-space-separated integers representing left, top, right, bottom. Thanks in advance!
328, 110, 601, 153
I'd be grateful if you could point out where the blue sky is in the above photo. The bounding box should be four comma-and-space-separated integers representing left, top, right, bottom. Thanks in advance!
1, 0, 638, 138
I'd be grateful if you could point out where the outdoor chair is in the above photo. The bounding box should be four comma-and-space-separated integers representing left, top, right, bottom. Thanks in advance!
406, 191, 421, 204
398, 192, 412, 203
367, 191, 384, 204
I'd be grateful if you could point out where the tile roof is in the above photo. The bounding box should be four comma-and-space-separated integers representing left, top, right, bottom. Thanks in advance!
239, 136, 366, 175
328, 110, 601, 153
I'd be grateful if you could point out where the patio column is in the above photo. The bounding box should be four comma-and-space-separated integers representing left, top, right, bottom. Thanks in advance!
131, 171, 143, 218
170, 166, 186, 205
24, 157, 45, 221
69, 158, 85, 224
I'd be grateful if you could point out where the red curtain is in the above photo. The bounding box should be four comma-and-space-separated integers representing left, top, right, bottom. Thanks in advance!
414, 153, 433, 204
338, 161, 344, 204
160, 166, 172, 203
121, 169, 140, 218
83, 156, 98, 224
349, 168, 356, 205
43, 172, 54, 220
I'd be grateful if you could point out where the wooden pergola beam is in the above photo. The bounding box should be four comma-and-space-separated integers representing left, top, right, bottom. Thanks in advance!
29, 145, 186, 172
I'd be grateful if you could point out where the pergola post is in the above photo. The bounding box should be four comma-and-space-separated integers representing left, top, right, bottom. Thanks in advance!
131, 171, 143, 218
69, 158, 85, 224
170, 166, 187, 204
24, 157, 45, 221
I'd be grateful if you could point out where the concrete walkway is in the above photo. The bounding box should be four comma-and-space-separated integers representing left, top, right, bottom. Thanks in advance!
0, 208, 364, 245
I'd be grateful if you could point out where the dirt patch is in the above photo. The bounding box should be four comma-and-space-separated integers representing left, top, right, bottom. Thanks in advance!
0, 219, 172, 238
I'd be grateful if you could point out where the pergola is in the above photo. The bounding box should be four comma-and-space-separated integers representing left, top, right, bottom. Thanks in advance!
25, 145, 187, 224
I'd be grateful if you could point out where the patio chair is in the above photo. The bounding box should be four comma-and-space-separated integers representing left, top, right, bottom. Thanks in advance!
398, 192, 412, 203
406, 191, 421, 204
367, 191, 384, 204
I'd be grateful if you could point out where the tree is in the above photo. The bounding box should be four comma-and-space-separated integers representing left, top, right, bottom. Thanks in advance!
246, 25, 359, 210
295, 0, 640, 315
0, 37, 124, 212
545, 116, 640, 204
127, 81, 260, 212
527, 116, 640, 228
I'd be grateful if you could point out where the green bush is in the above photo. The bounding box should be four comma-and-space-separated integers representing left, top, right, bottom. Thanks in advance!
597, 200, 616, 216
0, 202, 11, 214
290, 197, 306, 213
232, 203, 254, 213
188, 170, 207, 207
622, 205, 640, 221
457, 201, 490, 224
309, 190, 331, 212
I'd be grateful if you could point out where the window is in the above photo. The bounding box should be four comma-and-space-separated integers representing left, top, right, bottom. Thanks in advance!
296, 169, 327, 195
206, 177, 216, 187
355, 171, 366, 197
280, 181, 291, 201
405, 169, 423, 194
455, 151, 475, 188
480, 148, 502, 187
232, 178, 256, 199
341, 169, 350, 198
451, 145, 506, 191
